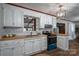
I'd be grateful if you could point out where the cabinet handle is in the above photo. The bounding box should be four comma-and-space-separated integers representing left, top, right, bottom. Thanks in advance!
12, 48, 14, 50
12, 22, 14, 25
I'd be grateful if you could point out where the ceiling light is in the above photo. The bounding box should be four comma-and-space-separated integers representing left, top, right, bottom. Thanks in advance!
56, 4, 66, 19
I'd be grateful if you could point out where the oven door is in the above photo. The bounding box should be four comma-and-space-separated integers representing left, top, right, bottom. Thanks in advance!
47, 36, 57, 45
47, 36, 57, 51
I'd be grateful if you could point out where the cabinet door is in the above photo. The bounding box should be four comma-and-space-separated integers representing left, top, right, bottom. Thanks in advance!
24, 40, 33, 55
46, 15, 52, 25
33, 39, 41, 52
0, 48, 13, 56
40, 14, 46, 28
57, 36, 69, 50
41, 37, 47, 50
0, 49, 1, 56
57, 37, 63, 49
0, 40, 17, 48
13, 39, 24, 56
3, 4, 14, 27
13, 47, 24, 56
15, 39, 24, 47
52, 17, 57, 28
14, 9, 24, 27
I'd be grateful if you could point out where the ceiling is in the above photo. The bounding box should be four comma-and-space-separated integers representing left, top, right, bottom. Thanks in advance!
13, 3, 79, 27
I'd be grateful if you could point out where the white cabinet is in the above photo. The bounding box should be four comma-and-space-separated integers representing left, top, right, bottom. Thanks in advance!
2, 4, 14, 27
40, 14, 46, 28
24, 39, 34, 55
57, 36, 69, 51
24, 37, 47, 55
14, 9, 24, 27
45, 15, 53, 25
33, 39, 41, 52
40, 37, 47, 50
68, 22, 76, 40
52, 17, 57, 28
0, 36, 47, 56
13, 47, 24, 56
13, 39, 24, 56
0, 48, 14, 56
2, 4, 23, 27
40, 14, 53, 28
0, 40, 16, 56
0, 49, 1, 56
0, 39, 24, 56
0, 40, 16, 48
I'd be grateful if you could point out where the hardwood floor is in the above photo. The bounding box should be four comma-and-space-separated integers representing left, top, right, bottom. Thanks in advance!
34, 40, 79, 56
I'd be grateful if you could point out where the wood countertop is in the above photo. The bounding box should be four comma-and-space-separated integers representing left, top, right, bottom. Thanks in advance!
51, 32, 57, 35
58, 34, 69, 36
0, 35, 47, 41
51, 32, 68, 36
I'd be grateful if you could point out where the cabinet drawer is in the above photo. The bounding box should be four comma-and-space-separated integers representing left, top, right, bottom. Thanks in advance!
0, 40, 16, 48
14, 39, 24, 47
0, 48, 14, 56
13, 46, 24, 56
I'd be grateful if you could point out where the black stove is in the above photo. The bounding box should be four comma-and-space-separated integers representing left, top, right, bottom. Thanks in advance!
43, 31, 57, 51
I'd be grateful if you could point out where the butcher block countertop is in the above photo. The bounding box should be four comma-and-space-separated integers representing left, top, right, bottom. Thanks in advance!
58, 34, 69, 36
0, 35, 47, 41
51, 32, 68, 36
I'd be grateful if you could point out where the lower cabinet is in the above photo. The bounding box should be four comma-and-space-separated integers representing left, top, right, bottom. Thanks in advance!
33, 39, 41, 53
0, 48, 14, 56
57, 36, 69, 51
24, 38, 47, 55
40, 37, 47, 51
0, 36, 47, 56
13, 39, 24, 56
24, 40, 34, 55
13, 47, 24, 56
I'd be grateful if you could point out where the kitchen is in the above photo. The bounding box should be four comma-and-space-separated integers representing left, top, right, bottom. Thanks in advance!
0, 3, 76, 56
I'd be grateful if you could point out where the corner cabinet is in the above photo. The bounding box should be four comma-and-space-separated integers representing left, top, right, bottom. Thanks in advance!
57, 36, 69, 51
2, 4, 24, 27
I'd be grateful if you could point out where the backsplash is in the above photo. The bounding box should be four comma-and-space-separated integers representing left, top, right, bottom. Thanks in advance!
0, 28, 38, 35
0, 28, 22, 35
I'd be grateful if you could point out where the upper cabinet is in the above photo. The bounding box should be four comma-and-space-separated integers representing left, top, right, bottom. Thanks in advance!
52, 17, 57, 28
40, 14, 52, 28
40, 14, 46, 28
2, 4, 24, 27
0, 4, 57, 29
14, 8, 24, 27
2, 4, 14, 27
45, 15, 53, 25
